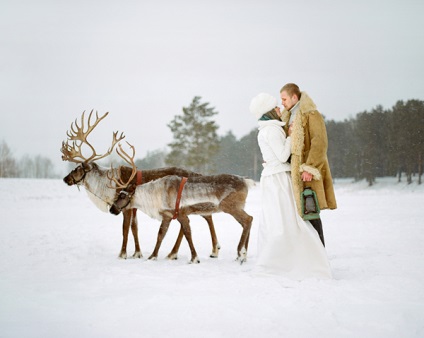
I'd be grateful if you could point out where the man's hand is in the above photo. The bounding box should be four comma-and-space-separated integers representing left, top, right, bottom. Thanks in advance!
301, 171, 313, 182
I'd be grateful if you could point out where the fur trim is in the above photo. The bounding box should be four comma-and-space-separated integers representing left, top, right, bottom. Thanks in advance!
290, 111, 304, 156
250, 93, 278, 120
300, 164, 321, 180
280, 109, 290, 125
291, 154, 303, 216
298, 92, 317, 113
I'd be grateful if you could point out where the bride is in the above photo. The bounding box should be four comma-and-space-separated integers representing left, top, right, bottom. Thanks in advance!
250, 93, 332, 280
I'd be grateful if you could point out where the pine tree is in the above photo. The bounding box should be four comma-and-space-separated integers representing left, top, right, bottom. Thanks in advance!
166, 96, 220, 173
327, 119, 357, 178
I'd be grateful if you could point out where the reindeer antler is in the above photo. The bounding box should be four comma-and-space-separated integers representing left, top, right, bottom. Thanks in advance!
61, 110, 125, 163
107, 142, 138, 189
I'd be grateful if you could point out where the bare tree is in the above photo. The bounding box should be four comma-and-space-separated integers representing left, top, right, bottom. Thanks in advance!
0, 140, 18, 177
18, 155, 36, 178
34, 155, 55, 178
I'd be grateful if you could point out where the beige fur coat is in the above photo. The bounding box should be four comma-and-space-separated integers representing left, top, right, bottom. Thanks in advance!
280, 92, 337, 216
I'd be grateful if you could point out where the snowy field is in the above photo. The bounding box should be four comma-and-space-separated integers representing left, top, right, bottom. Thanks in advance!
1, 176, 424, 338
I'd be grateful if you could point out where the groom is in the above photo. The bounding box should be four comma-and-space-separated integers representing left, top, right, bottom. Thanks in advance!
278, 83, 337, 246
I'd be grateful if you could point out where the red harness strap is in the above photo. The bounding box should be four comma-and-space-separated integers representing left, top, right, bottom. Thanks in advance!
173, 177, 188, 220
132, 170, 143, 217
136, 170, 143, 185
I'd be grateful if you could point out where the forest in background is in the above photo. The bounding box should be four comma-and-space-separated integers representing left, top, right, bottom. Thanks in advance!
1, 98, 423, 185
137, 97, 424, 185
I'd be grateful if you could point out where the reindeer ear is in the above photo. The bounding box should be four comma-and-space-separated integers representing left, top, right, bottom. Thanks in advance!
128, 183, 137, 194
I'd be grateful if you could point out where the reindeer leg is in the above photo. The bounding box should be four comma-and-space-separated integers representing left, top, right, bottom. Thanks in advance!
177, 214, 199, 264
166, 226, 184, 260
119, 210, 131, 259
148, 217, 172, 260
245, 231, 251, 252
230, 209, 253, 264
130, 209, 142, 258
202, 215, 220, 258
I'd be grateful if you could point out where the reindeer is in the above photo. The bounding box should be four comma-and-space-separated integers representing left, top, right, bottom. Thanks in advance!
108, 143, 255, 264
61, 110, 220, 259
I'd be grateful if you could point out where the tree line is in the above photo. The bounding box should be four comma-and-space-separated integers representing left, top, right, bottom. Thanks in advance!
326, 100, 423, 185
1, 97, 422, 183
0, 140, 56, 178
139, 97, 424, 185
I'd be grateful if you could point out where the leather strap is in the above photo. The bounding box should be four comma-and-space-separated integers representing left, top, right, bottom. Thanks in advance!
131, 171, 142, 218
173, 177, 188, 220
136, 170, 143, 185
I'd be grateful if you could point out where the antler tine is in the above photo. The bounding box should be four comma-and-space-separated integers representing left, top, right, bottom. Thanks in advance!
61, 140, 85, 163
90, 130, 126, 162
67, 110, 105, 139
67, 110, 86, 141
107, 164, 128, 189
86, 110, 109, 138
78, 110, 110, 162
107, 142, 137, 189
61, 110, 112, 163
116, 141, 135, 166
117, 142, 138, 183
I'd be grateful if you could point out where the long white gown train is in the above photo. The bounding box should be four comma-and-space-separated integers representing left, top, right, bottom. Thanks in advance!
255, 172, 332, 280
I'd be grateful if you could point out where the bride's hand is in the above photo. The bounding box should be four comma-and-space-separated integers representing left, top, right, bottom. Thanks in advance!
288, 124, 293, 136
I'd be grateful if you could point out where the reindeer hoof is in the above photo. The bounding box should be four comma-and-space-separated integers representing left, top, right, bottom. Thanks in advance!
148, 255, 158, 261
189, 257, 200, 264
118, 252, 127, 259
236, 247, 247, 264
132, 251, 143, 259
167, 253, 178, 260
210, 244, 220, 258
235, 256, 247, 265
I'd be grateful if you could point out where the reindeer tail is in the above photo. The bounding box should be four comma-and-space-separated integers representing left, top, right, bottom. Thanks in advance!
244, 178, 256, 190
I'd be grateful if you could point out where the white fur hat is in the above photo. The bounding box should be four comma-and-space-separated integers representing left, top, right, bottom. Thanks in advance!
249, 93, 278, 119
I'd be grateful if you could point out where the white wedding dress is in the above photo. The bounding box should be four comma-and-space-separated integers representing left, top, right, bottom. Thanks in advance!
255, 119, 332, 280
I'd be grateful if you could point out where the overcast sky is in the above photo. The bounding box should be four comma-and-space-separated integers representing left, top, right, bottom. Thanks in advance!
1, 0, 423, 173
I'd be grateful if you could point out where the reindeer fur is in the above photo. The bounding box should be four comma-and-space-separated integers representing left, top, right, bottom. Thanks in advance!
63, 163, 220, 259
110, 174, 255, 263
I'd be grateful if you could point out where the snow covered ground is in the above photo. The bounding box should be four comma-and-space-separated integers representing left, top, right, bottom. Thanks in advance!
1, 176, 423, 338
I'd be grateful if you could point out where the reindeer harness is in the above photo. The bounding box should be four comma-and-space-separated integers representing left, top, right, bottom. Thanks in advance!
173, 177, 188, 220
133, 169, 187, 220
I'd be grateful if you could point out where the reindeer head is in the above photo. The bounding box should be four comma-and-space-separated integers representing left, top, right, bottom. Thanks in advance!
61, 110, 125, 185
107, 142, 138, 216
109, 185, 137, 215
63, 162, 96, 186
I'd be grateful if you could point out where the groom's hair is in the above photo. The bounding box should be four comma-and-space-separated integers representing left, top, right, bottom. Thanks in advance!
280, 83, 301, 99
